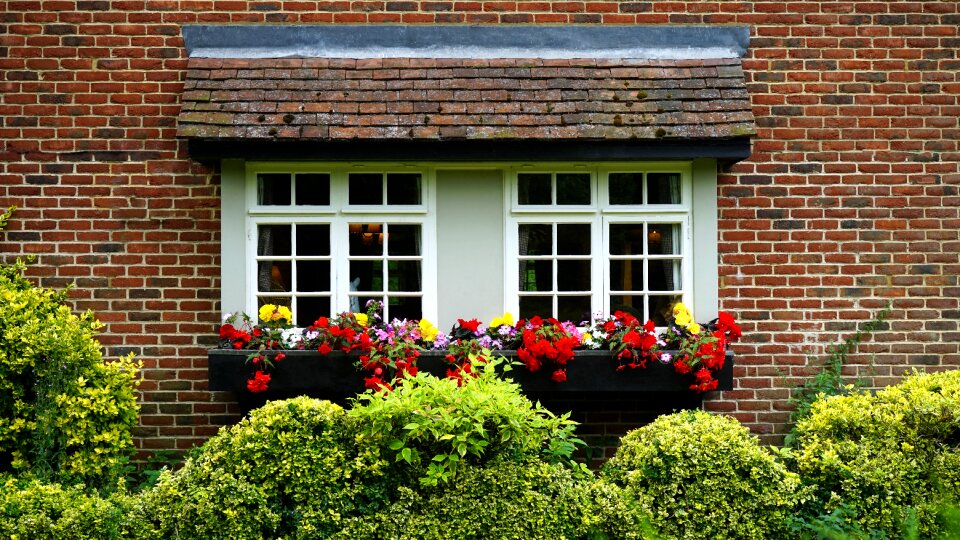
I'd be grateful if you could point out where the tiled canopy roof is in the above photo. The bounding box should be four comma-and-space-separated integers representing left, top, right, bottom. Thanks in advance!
177, 57, 755, 142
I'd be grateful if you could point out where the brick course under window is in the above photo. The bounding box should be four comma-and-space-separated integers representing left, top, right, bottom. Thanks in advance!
1, 2, 959, 461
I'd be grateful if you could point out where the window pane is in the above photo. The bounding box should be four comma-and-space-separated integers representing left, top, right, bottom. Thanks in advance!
647, 173, 681, 204
295, 173, 330, 205
349, 223, 383, 256
609, 172, 642, 205
389, 296, 422, 321
350, 260, 383, 292
296, 296, 330, 327
257, 173, 291, 205
257, 224, 291, 256
518, 224, 552, 255
387, 173, 421, 205
557, 260, 590, 291
557, 224, 590, 255
609, 295, 643, 320
257, 261, 290, 292
609, 260, 644, 292
296, 224, 330, 256
558, 296, 591, 324
647, 224, 681, 255
349, 173, 383, 205
556, 173, 591, 205
649, 295, 682, 326
519, 260, 552, 292
387, 224, 421, 256
388, 260, 421, 292
350, 295, 382, 314
518, 173, 551, 205
519, 295, 553, 319
609, 224, 643, 255
297, 260, 331, 292
649, 260, 682, 292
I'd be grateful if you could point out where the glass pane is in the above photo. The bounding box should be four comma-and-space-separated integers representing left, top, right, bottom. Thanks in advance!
257, 173, 291, 205
349, 223, 383, 256
648, 259, 682, 292
557, 260, 590, 291
297, 260, 331, 292
350, 260, 383, 292
349, 173, 383, 205
558, 296, 591, 325
387, 173, 421, 205
557, 224, 590, 255
649, 295, 682, 326
296, 224, 330, 256
257, 261, 290, 292
519, 260, 552, 292
609, 260, 644, 292
257, 296, 291, 311
256, 224, 291, 256
388, 260, 421, 292
387, 224, 421, 256
647, 224, 681, 255
389, 296, 422, 321
609, 172, 642, 205
609, 294, 643, 320
296, 296, 330, 327
518, 173, 551, 205
295, 173, 330, 206
608, 224, 644, 255
556, 173, 591, 205
518, 224, 552, 256
519, 295, 553, 319
647, 172, 681, 204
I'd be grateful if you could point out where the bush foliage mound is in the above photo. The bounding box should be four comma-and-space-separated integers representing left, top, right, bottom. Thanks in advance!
0, 258, 140, 488
792, 369, 960, 538
603, 409, 801, 540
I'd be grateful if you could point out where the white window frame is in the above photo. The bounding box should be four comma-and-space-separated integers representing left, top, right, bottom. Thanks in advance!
241, 162, 438, 324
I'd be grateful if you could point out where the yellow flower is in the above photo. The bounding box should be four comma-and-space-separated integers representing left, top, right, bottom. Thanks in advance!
672, 302, 690, 317
259, 304, 292, 325
674, 312, 692, 328
354, 313, 368, 327
258, 304, 276, 323
418, 319, 439, 342
276, 306, 292, 325
687, 322, 701, 335
490, 312, 515, 328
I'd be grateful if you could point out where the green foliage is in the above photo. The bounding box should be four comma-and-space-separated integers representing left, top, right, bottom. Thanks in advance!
786, 305, 891, 447
603, 409, 801, 540
348, 357, 584, 486
138, 396, 390, 539
792, 369, 960, 538
0, 232, 140, 489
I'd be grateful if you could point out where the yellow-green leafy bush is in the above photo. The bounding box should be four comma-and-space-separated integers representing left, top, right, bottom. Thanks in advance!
603, 410, 801, 539
792, 369, 960, 537
0, 259, 139, 488
139, 397, 389, 539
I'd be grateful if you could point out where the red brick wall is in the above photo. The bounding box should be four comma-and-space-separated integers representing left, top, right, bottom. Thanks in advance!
1, 1, 957, 455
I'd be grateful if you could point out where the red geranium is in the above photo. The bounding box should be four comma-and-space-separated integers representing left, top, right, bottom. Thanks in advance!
246, 370, 271, 393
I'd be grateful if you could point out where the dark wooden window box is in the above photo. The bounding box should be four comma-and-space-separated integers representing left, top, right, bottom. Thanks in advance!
208, 349, 733, 411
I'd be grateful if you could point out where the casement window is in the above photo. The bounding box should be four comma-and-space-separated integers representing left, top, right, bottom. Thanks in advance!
244, 166, 436, 326
505, 166, 692, 325
223, 161, 717, 328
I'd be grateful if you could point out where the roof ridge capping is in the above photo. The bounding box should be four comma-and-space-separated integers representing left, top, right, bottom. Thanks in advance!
182, 25, 750, 60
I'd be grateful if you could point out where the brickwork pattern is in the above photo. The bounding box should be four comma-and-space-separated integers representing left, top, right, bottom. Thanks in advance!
1, 1, 958, 454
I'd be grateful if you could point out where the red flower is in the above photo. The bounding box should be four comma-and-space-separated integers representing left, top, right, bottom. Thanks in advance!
246, 370, 271, 393
550, 369, 567, 383
457, 318, 482, 333
673, 360, 693, 375
314, 316, 329, 328
318, 343, 332, 355
643, 319, 656, 333
716, 312, 742, 341
274, 352, 285, 362
364, 376, 392, 392
219, 324, 236, 340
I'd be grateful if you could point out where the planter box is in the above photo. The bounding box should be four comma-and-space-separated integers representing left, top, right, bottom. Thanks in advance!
208, 349, 733, 410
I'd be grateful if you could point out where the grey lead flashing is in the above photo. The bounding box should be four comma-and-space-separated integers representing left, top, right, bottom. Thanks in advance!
182, 25, 750, 60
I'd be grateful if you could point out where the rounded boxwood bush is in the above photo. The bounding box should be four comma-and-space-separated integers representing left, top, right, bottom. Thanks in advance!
603, 410, 801, 539
793, 369, 960, 537
0, 259, 140, 488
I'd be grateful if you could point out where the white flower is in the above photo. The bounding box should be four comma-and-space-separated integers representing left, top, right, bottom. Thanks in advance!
281, 327, 302, 348
659, 353, 672, 364
222, 312, 233, 322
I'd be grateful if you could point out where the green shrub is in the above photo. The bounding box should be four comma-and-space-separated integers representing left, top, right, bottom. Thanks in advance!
792, 369, 960, 538
603, 410, 801, 540
0, 257, 140, 488
139, 396, 390, 539
332, 459, 655, 540
348, 357, 583, 486
0, 477, 145, 540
